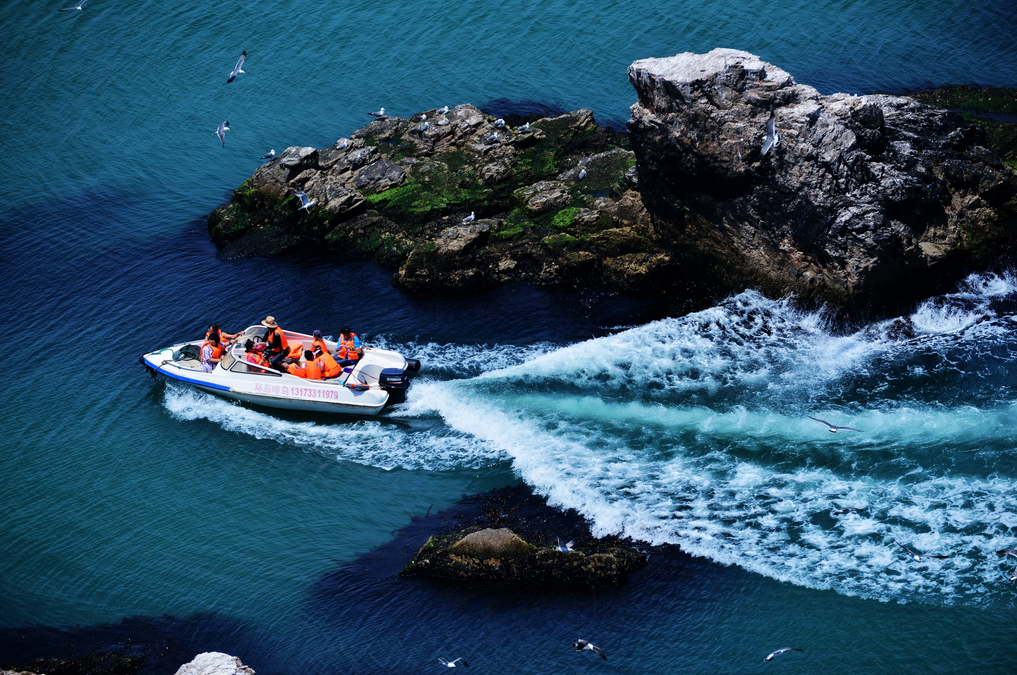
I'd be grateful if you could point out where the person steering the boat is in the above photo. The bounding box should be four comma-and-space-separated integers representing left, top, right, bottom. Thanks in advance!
336, 327, 361, 366
200, 334, 223, 372
262, 316, 290, 370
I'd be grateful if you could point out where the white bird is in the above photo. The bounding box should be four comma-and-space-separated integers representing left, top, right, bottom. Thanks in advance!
368, 107, 386, 118
437, 657, 468, 668
436, 116, 450, 126
227, 50, 246, 83
461, 211, 475, 224
764, 647, 802, 662
337, 138, 349, 149
58, 0, 87, 10
416, 113, 427, 122
419, 122, 430, 132
436, 105, 450, 115
260, 149, 275, 160
493, 118, 506, 128
1003, 568, 1017, 583
518, 122, 531, 132
294, 191, 316, 211
761, 112, 781, 156
573, 640, 606, 661
894, 541, 949, 562
215, 120, 230, 148
831, 506, 862, 516
808, 416, 861, 433
578, 168, 587, 180
486, 133, 499, 143
556, 537, 574, 552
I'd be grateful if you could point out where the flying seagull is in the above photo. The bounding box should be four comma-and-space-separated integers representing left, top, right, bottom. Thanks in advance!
832, 507, 862, 515
436, 657, 468, 668
556, 537, 574, 552
997, 548, 1017, 559
764, 647, 802, 662
215, 120, 230, 148
436, 105, 450, 115
761, 112, 780, 156
294, 191, 316, 211
1003, 568, 1017, 583
518, 122, 531, 132
808, 416, 861, 433
368, 107, 386, 118
894, 541, 949, 562
573, 640, 606, 661
227, 50, 246, 83
58, 0, 87, 10
462, 211, 475, 224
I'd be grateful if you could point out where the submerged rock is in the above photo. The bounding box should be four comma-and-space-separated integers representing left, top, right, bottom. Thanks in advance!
399, 526, 646, 587
626, 48, 1017, 310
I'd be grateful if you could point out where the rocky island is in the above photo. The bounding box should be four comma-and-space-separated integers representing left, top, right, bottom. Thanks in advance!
209, 49, 1017, 313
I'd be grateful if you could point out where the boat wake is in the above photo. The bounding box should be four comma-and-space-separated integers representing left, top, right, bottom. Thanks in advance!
164, 271, 1017, 605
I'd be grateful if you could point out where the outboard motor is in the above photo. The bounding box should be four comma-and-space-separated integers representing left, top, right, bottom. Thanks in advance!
379, 368, 410, 404
404, 358, 421, 372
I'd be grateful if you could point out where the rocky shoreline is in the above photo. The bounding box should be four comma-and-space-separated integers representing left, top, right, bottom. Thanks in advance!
208, 50, 1017, 316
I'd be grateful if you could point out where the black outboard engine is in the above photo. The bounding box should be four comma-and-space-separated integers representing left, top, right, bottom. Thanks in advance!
404, 358, 421, 372
379, 368, 410, 404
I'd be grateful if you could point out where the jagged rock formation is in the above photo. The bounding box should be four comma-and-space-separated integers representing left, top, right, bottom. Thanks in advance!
208, 106, 674, 292
627, 48, 1017, 309
399, 526, 646, 587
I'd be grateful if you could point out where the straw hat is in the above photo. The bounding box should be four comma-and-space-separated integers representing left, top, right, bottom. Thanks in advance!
262, 316, 278, 328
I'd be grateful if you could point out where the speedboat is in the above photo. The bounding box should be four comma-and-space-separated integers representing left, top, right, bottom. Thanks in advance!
140, 325, 421, 415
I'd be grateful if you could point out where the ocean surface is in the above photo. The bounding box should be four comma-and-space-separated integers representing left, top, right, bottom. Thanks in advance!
3, 1, 1017, 673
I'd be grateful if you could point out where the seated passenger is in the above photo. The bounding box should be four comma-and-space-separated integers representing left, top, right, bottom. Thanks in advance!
313, 345, 343, 378
200, 334, 223, 372
311, 330, 330, 356
207, 323, 240, 346
245, 340, 269, 368
287, 350, 323, 380
336, 326, 362, 366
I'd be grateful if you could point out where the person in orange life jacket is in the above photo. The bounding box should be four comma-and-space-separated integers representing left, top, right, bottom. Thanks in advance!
311, 330, 330, 356
200, 334, 223, 372
244, 340, 269, 368
262, 315, 291, 370
206, 323, 239, 346
287, 350, 323, 380
336, 327, 361, 366
313, 344, 343, 378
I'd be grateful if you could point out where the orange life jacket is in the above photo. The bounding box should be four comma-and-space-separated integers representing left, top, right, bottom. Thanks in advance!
202, 341, 225, 360
266, 327, 289, 354
312, 338, 329, 355
338, 333, 360, 361
285, 343, 304, 359
303, 358, 323, 380
246, 352, 268, 367
318, 352, 342, 378
287, 362, 307, 378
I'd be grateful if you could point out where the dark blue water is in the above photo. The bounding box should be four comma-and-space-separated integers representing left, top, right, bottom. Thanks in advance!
4, 1, 1017, 673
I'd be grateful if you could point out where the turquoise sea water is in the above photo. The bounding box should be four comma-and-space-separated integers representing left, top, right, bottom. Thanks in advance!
3, 1, 1017, 673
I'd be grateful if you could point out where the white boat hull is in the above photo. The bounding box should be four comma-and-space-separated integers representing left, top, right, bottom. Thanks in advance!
140, 326, 418, 416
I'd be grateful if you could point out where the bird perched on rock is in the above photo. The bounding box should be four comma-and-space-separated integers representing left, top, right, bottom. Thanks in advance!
808, 416, 861, 433
259, 149, 275, 160
462, 211, 475, 224
894, 541, 949, 562
294, 191, 316, 211
493, 118, 506, 127
418, 122, 430, 132
227, 50, 246, 83
368, 107, 386, 118
556, 537, 574, 552
761, 112, 780, 156
437, 657, 468, 668
573, 640, 606, 660
518, 122, 531, 132
578, 168, 587, 180
764, 647, 802, 662
415, 113, 428, 122
215, 120, 230, 148
436, 116, 450, 126
337, 138, 349, 149
486, 133, 499, 143
436, 105, 450, 115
